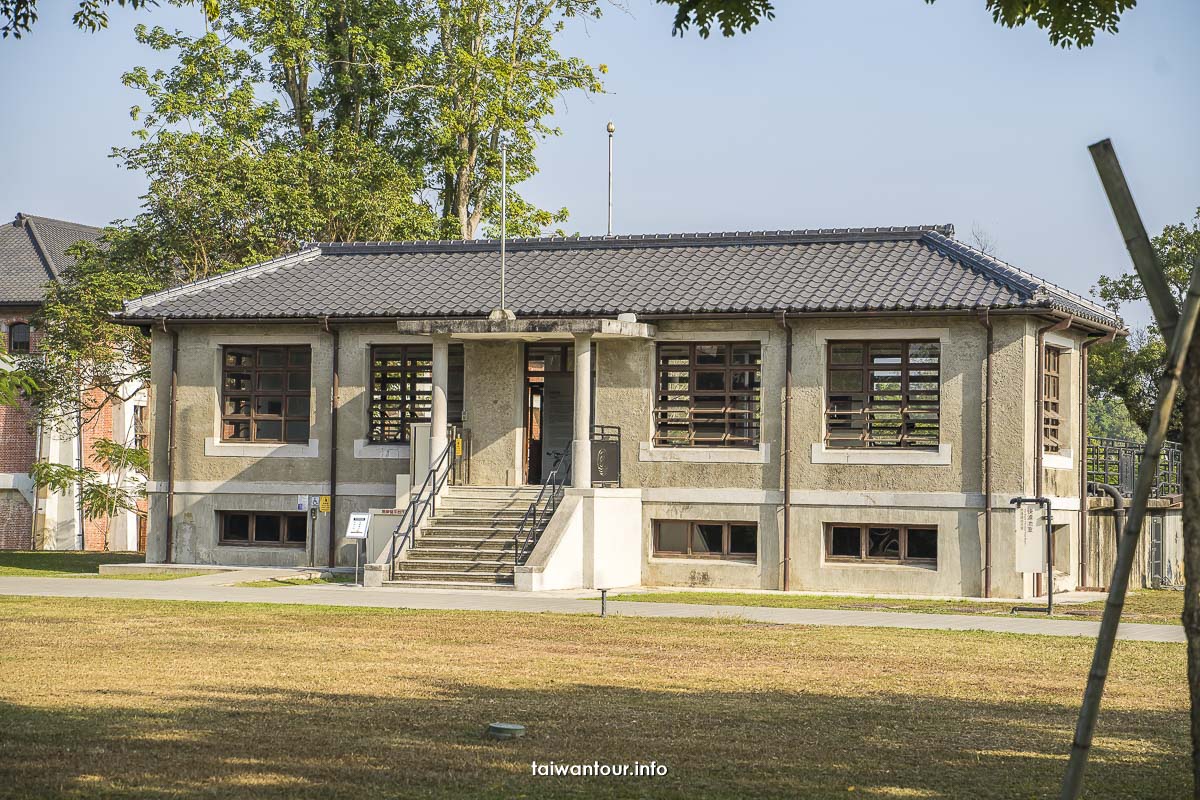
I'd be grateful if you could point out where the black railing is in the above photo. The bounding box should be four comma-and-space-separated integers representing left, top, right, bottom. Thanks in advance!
1087, 436, 1181, 498
513, 447, 573, 564
387, 438, 460, 580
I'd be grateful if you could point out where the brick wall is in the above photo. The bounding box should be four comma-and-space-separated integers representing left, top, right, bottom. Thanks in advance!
0, 309, 38, 549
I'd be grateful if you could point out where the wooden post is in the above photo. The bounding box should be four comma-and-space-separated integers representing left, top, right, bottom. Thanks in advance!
1061, 141, 1200, 799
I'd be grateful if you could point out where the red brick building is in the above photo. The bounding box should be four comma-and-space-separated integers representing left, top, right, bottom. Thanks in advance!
1, 213, 146, 551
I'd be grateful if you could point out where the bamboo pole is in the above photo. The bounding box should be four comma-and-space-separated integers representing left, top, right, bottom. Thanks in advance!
1060, 142, 1200, 799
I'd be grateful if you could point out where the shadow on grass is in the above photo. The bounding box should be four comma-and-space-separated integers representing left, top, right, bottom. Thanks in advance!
0, 681, 1187, 799
0, 551, 144, 577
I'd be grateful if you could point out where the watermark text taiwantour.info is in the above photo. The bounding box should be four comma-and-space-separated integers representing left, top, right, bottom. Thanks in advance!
531, 760, 668, 778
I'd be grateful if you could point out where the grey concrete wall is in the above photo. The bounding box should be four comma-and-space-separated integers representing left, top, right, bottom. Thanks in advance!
145, 312, 1088, 593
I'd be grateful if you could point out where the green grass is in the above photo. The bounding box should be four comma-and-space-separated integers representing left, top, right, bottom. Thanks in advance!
0, 596, 1187, 799
97, 570, 218, 581
0, 550, 144, 577
612, 589, 1185, 625
237, 573, 357, 588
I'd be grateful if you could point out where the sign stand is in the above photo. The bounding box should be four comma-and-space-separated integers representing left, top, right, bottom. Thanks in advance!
1010, 496, 1054, 615
345, 512, 372, 589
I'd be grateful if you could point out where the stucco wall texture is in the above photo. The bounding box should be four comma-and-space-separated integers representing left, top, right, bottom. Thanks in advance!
147, 313, 1088, 597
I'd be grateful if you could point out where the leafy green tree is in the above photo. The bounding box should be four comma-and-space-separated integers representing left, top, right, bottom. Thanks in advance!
0, 0, 216, 38
0, 356, 37, 406
1092, 209, 1198, 442
658, 0, 1137, 48
1087, 392, 1144, 442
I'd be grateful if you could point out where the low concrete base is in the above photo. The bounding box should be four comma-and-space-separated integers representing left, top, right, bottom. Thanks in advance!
98, 563, 228, 576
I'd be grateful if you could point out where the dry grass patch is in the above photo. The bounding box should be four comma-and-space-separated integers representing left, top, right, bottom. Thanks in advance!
0, 597, 1187, 799
0, 551, 144, 577
613, 589, 1185, 626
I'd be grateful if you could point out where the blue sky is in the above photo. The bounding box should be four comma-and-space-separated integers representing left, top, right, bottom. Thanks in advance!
1, 1, 1197, 323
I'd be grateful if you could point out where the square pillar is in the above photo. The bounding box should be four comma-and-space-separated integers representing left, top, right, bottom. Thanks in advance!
572, 332, 592, 489
430, 332, 449, 467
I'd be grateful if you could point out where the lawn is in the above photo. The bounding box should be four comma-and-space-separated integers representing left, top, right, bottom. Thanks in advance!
612, 589, 1185, 625
237, 573, 357, 588
0, 550, 144, 577
0, 597, 1187, 799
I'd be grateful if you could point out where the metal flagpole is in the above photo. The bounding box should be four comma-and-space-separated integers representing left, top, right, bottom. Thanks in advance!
500, 142, 507, 310
607, 122, 615, 236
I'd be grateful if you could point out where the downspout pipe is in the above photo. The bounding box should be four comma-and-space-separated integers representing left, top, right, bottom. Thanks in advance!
775, 310, 793, 592
321, 316, 340, 569
976, 311, 994, 598
1078, 331, 1116, 585
161, 318, 178, 564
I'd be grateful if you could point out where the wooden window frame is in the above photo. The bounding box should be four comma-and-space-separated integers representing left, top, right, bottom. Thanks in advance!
368, 344, 463, 444
1042, 346, 1063, 454
825, 339, 941, 450
653, 342, 762, 448
823, 523, 938, 566
220, 345, 311, 444
8, 322, 30, 354
218, 510, 307, 548
132, 404, 149, 450
652, 520, 758, 561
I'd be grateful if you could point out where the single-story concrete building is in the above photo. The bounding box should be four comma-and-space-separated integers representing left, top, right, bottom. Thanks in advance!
114, 224, 1123, 597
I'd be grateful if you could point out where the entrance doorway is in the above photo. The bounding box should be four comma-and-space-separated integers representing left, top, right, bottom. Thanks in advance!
523, 343, 593, 484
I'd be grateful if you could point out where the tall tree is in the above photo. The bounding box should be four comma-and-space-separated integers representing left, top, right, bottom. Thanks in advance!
658, 0, 1137, 48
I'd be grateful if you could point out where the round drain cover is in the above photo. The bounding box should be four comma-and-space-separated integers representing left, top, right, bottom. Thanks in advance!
487, 722, 526, 740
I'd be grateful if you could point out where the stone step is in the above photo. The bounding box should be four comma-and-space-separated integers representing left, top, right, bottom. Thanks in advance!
423, 522, 524, 535
435, 500, 538, 513
390, 568, 515, 584
407, 547, 514, 560
415, 535, 518, 549
400, 558, 514, 572
382, 579, 515, 590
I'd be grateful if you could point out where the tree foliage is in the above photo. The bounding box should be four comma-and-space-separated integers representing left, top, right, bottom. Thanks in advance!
1091, 208, 1198, 443
0, 355, 38, 406
658, 0, 1137, 47
0, 0, 218, 38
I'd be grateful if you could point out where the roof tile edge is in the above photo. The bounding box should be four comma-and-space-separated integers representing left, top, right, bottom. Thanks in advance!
119, 245, 323, 317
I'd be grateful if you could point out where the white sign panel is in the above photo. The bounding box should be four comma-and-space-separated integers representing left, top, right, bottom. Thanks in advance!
296, 494, 309, 512
345, 512, 372, 540
1015, 503, 1046, 573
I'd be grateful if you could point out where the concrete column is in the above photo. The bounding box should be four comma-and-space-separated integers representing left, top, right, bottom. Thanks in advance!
430, 333, 449, 467
573, 332, 592, 489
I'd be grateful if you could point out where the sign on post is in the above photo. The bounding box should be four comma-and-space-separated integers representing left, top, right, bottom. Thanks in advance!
345, 512, 371, 540
1015, 503, 1046, 573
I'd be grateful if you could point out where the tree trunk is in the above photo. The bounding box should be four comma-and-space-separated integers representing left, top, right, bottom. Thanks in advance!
1184, 332, 1200, 798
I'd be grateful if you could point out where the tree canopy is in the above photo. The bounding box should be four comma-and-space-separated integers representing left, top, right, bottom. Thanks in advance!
657, 0, 1137, 48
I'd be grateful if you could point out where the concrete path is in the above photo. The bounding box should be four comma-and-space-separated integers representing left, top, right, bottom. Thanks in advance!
0, 576, 1183, 643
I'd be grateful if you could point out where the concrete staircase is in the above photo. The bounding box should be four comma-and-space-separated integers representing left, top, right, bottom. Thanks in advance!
385, 486, 545, 589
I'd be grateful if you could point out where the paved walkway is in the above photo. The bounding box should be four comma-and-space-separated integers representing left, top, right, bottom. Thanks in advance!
0, 575, 1183, 643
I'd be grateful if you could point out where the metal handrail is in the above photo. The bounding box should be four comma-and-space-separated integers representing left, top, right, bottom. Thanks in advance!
387, 439, 457, 581
513, 447, 573, 564
1086, 436, 1181, 498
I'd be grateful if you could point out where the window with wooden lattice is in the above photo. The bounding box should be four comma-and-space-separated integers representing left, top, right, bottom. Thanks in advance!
653, 342, 761, 447
368, 344, 463, 444
1043, 346, 1063, 453
825, 340, 940, 449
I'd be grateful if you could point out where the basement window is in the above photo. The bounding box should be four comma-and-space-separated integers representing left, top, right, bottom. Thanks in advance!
1043, 346, 1063, 453
825, 340, 940, 449
219, 511, 307, 547
653, 520, 757, 560
368, 344, 464, 444
221, 345, 311, 443
653, 342, 761, 447
825, 523, 937, 566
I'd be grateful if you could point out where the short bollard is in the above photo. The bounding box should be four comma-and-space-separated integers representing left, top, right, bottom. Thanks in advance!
600, 588, 607, 617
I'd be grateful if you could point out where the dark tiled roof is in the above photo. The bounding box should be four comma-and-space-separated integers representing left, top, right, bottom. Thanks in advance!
116, 225, 1121, 328
0, 213, 103, 304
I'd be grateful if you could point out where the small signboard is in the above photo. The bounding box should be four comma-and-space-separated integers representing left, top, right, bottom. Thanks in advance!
1015, 503, 1046, 573
296, 495, 309, 512
319, 495, 331, 513
345, 512, 371, 540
